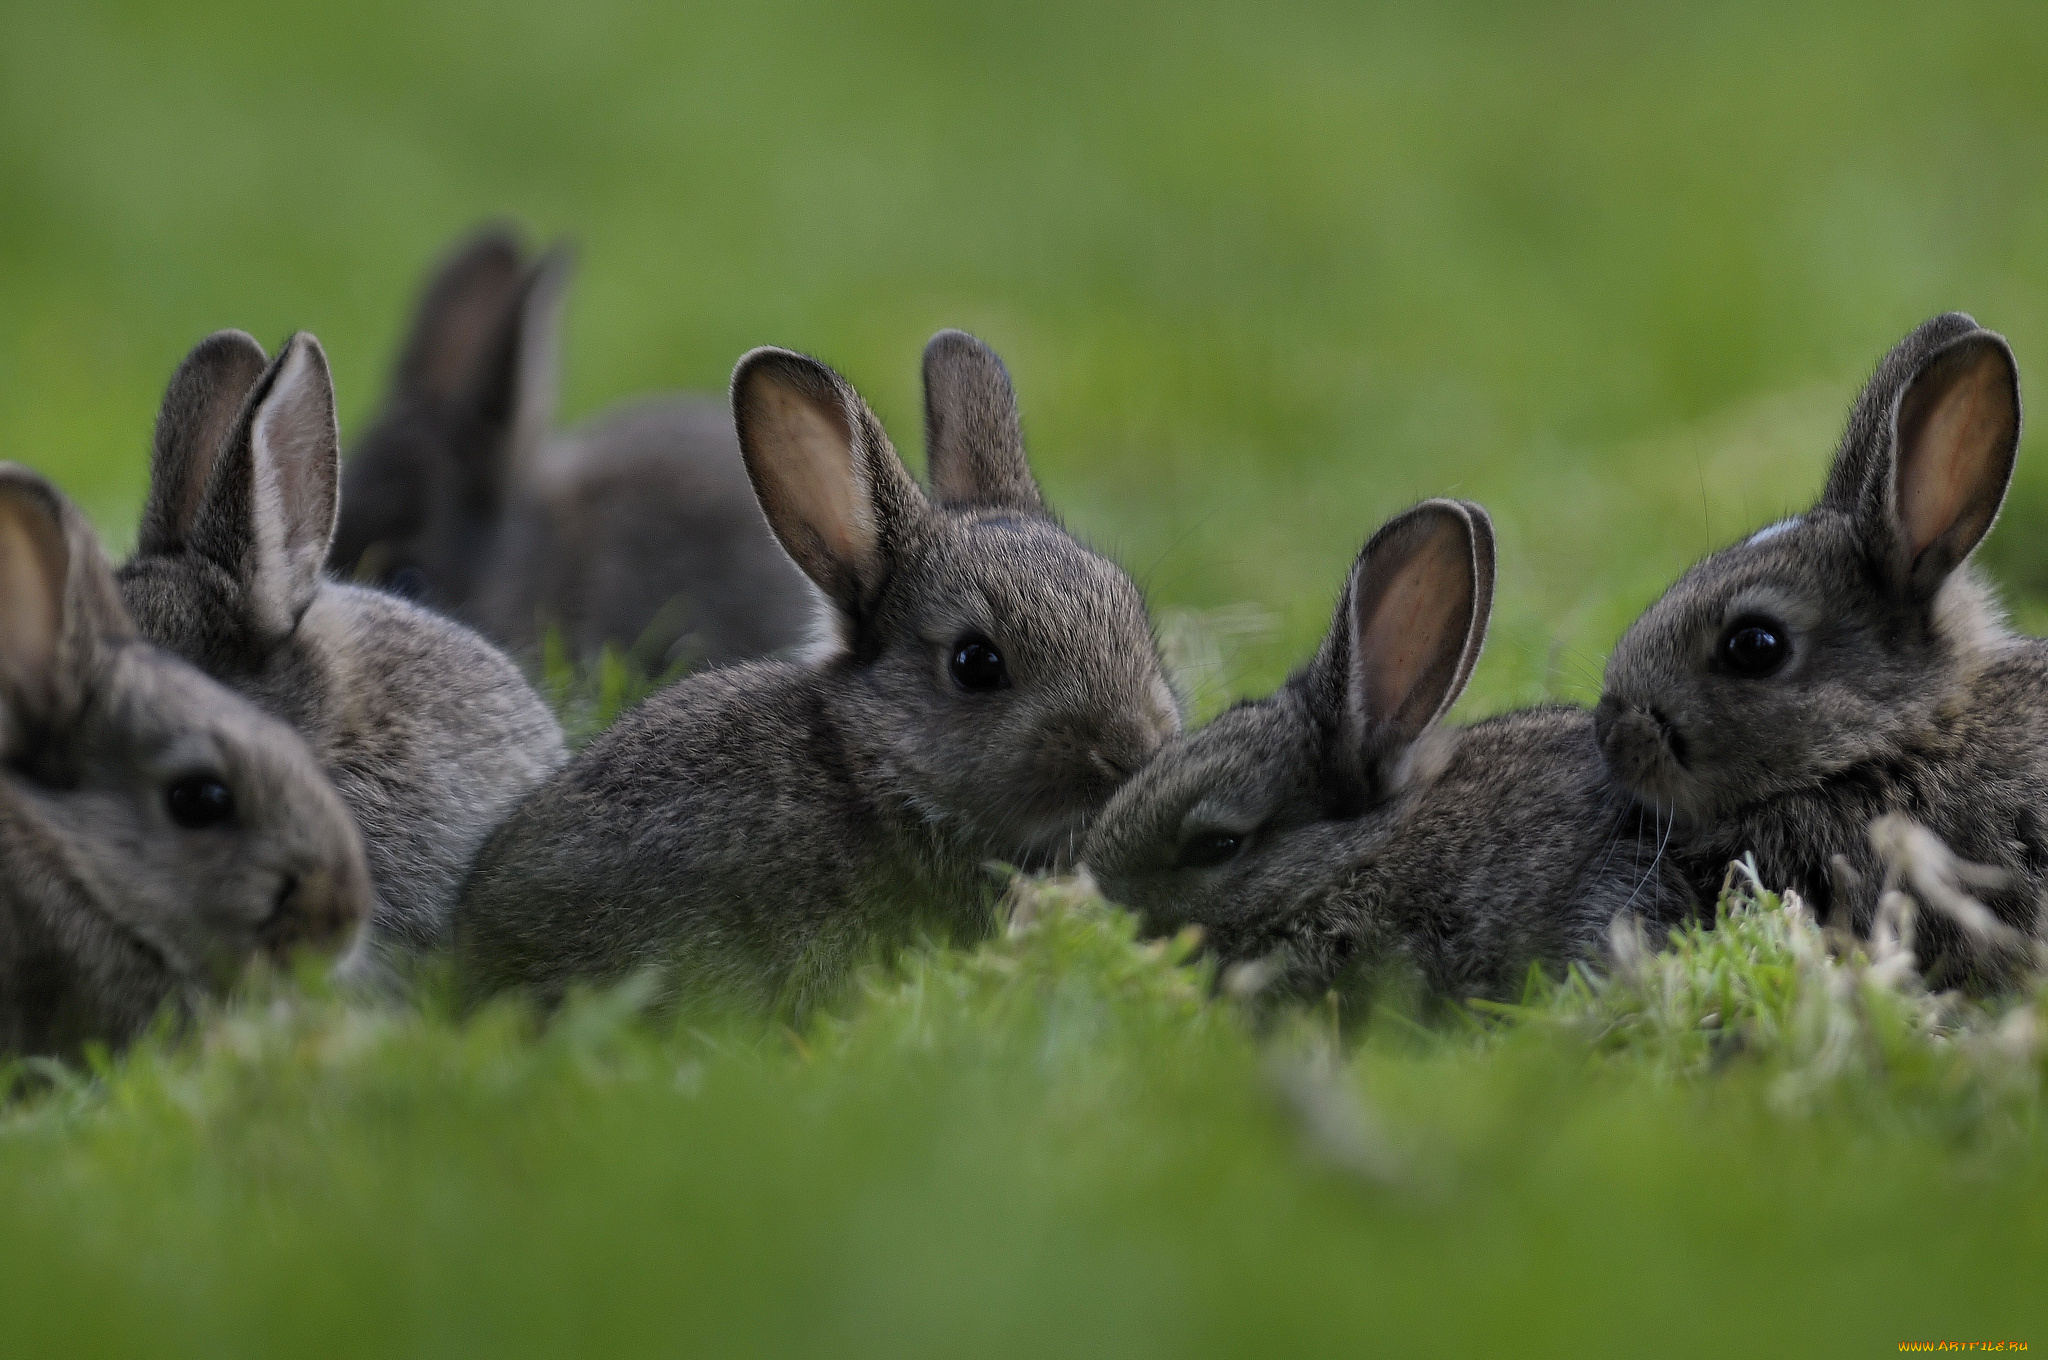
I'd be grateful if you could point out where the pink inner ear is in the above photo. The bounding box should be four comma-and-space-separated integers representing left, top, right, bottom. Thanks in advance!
0, 494, 67, 701
1357, 518, 1473, 727
1897, 346, 2016, 562
742, 372, 874, 585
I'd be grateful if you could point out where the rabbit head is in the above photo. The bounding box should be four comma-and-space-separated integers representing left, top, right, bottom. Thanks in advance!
329, 226, 567, 609
1083, 500, 1494, 972
732, 330, 1181, 871
0, 466, 369, 1052
1597, 314, 2022, 824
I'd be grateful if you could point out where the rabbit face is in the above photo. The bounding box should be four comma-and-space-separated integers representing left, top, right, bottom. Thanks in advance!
858, 509, 1178, 870
1084, 688, 1377, 960
1597, 315, 2021, 826
45, 645, 369, 985
1595, 510, 1960, 822
0, 464, 370, 1053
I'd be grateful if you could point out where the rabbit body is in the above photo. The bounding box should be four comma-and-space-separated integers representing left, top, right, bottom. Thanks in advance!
0, 466, 369, 1056
118, 331, 566, 972
458, 331, 1180, 1010
1597, 313, 2042, 977
1084, 501, 1694, 1005
458, 660, 1009, 1009
331, 228, 814, 669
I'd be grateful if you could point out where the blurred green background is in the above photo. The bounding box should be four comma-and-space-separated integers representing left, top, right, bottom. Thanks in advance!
5, 2, 2048, 1354
8, 0, 2047, 715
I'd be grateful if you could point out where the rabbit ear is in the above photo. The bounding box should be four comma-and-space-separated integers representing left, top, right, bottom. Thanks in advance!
732, 347, 926, 621
1883, 330, 2021, 597
1820, 313, 1987, 515
1319, 499, 1492, 789
921, 330, 1044, 513
189, 334, 341, 642
392, 225, 528, 403
0, 467, 134, 740
138, 331, 269, 554
1817, 314, 2021, 598
459, 242, 572, 493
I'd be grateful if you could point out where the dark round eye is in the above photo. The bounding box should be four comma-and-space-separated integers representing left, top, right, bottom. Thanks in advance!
1721, 617, 1789, 677
949, 634, 1010, 692
387, 565, 430, 602
1177, 830, 1244, 870
166, 775, 235, 829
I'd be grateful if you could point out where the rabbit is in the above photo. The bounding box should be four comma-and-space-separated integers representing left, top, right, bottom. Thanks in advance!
456, 330, 1183, 1011
0, 464, 370, 1058
116, 329, 568, 978
1082, 499, 1696, 1007
328, 225, 816, 670
1596, 311, 2044, 983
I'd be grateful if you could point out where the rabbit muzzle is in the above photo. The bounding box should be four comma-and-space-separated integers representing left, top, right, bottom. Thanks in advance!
1594, 693, 1694, 816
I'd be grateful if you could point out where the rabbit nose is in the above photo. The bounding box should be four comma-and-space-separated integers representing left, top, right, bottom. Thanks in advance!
1088, 718, 1168, 785
263, 865, 366, 960
1595, 699, 1686, 784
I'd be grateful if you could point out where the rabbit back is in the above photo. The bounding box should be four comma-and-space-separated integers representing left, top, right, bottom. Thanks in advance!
458, 661, 999, 1009
475, 395, 817, 666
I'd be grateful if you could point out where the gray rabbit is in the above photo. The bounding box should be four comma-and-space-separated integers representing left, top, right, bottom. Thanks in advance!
1597, 313, 2042, 983
457, 331, 1181, 1010
329, 226, 815, 669
1083, 500, 1695, 1006
116, 330, 567, 975
0, 465, 369, 1057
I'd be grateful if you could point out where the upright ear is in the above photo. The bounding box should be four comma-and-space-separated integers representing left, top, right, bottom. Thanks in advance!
921, 329, 1044, 513
0, 467, 135, 740
459, 242, 573, 492
732, 347, 926, 620
391, 224, 528, 404
1882, 330, 2022, 597
189, 334, 342, 642
1317, 499, 1492, 788
138, 331, 269, 554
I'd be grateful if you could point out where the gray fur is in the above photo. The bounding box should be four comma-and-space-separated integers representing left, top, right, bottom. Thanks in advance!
456, 332, 1180, 1011
1083, 500, 1695, 1006
0, 466, 369, 1057
1597, 313, 2037, 984
329, 226, 814, 669
117, 331, 567, 975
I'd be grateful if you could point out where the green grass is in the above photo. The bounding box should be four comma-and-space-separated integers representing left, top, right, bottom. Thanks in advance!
6, 0, 2048, 1352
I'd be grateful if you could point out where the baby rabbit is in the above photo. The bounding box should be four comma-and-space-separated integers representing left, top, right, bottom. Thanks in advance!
117, 330, 567, 975
329, 226, 815, 669
1597, 313, 2042, 981
0, 465, 369, 1057
1083, 500, 1695, 1006
457, 331, 1181, 1010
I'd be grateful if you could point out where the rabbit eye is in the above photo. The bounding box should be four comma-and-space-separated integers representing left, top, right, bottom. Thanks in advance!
949, 634, 1010, 692
166, 774, 236, 829
1177, 830, 1244, 870
1720, 617, 1789, 677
